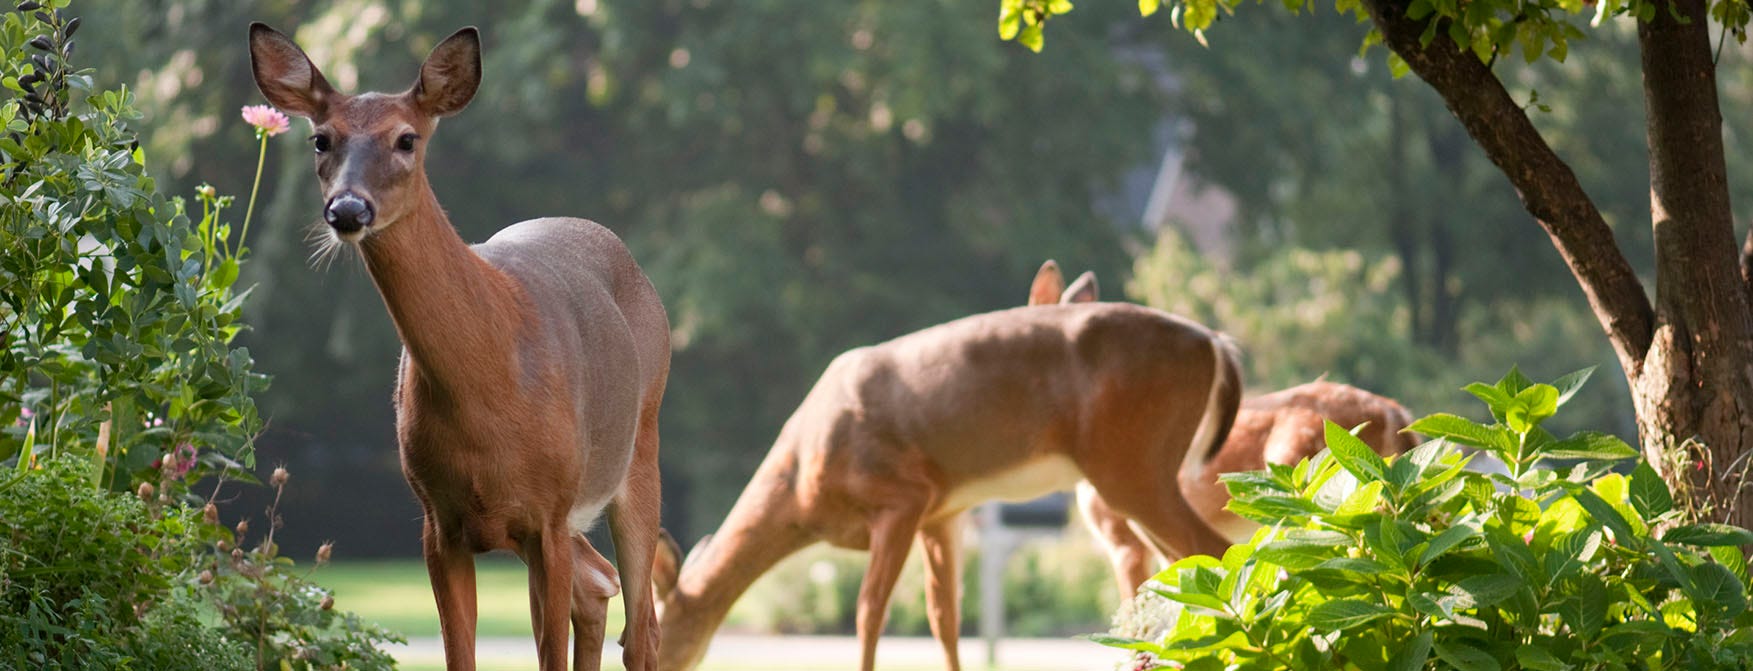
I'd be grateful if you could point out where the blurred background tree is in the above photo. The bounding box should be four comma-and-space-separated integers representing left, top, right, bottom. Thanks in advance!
72, 0, 1732, 556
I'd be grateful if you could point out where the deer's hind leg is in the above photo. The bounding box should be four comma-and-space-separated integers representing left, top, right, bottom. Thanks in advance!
610, 405, 664, 671
570, 534, 618, 671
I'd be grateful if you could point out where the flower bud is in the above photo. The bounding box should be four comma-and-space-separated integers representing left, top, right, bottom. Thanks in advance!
230, 547, 244, 562
235, 519, 249, 536
320, 595, 334, 611
270, 467, 289, 487
216, 539, 230, 552
315, 542, 333, 565
198, 570, 214, 585
137, 482, 154, 502
203, 503, 218, 525
196, 184, 216, 199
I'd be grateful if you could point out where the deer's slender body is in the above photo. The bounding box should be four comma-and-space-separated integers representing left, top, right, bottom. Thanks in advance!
250, 25, 668, 671
654, 298, 1243, 671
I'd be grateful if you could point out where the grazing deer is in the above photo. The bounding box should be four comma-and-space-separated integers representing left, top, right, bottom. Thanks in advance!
1036, 265, 1417, 594
248, 25, 669, 671
651, 265, 1243, 671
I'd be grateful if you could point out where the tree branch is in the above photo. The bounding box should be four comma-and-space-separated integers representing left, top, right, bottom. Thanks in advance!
1360, 0, 1656, 377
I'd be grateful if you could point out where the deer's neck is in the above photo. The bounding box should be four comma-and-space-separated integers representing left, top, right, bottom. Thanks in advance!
359, 182, 523, 393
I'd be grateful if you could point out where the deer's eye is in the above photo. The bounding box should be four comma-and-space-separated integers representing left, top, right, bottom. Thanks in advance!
311, 134, 331, 153
395, 133, 418, 152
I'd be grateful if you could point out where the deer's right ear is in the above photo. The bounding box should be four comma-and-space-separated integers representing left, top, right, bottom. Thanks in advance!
412, 27, 482, 118
1061, 271, 1099, 304
653, 528, 683, 599
247, 23, 333, 119
1028, 260, 1065, 306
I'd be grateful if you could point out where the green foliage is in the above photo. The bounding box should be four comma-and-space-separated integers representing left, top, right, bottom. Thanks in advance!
1098, 368, 1753, 670
999, 0, 1751, 62
198, 471, 401, 671
0, 456, 250, 670
0, 1, 264, 495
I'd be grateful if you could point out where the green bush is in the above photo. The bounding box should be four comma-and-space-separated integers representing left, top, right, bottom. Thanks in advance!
0, 0, 263, 496
1099, 367, 1753, 670
0, 456, 249, 670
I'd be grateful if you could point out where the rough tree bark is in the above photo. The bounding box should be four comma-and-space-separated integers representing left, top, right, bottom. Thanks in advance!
1362, 0, 1753, 524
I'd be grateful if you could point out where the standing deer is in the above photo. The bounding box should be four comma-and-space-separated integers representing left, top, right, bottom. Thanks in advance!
248, 25, 669, 671
651, 265, 1244, 671
1036, 264, 1417, 594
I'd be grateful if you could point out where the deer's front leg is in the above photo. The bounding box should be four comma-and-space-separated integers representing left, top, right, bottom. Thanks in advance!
423, 517, 478, 671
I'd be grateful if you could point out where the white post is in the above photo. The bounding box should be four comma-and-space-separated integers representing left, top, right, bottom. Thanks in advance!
978, 503, 1010, 669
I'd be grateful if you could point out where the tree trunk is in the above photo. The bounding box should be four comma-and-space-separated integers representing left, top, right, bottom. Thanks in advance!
1635, 0, 1753, 525
1361, 0, 1753, 525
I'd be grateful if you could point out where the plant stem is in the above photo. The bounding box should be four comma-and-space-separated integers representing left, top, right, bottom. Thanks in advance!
237, 134, 268, 257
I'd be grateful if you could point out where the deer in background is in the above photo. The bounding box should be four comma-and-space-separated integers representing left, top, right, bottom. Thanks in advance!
651, 265, 1243, 671
1034, 263, 1418, 594
248, 25, 669, 671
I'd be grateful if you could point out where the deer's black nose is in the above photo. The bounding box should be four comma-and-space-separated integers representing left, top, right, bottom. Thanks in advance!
325, 193, 374, 233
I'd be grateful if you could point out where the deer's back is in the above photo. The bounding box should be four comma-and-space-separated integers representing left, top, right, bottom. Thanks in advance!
777, 302, 1220, 507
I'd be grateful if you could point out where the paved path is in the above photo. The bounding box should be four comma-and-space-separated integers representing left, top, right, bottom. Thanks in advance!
390, 634, 1130, 670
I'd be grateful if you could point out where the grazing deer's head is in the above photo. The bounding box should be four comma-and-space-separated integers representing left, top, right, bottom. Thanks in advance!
247, 23, 480, 243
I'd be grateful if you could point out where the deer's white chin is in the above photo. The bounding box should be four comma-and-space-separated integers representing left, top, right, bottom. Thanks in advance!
334, 226, 370, 244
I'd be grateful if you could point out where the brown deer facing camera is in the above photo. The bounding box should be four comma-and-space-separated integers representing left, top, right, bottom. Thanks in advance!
248, 24, 669, 671
651, 262, 1243, 671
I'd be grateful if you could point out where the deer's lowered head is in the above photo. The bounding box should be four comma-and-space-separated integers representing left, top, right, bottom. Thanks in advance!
248, 23, 479, 243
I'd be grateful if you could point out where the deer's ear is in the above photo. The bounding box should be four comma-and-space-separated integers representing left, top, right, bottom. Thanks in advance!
1028, 260, 1065, 306
248, 23, 333, 119
652, 529, 683, 599
412, 27, 481, 118
1061, 271, 1099, 304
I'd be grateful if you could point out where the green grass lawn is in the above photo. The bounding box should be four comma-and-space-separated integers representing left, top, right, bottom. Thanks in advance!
315, 555, 626, 640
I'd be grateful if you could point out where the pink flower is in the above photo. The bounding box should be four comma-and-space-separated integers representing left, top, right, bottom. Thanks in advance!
19, 407, 32, 419
163, 442, 197, 480
241, 105, 290, 138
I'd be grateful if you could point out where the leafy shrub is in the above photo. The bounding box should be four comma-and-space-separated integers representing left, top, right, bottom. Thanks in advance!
1099, 367, 1753, 670
0, 456, 249, 670
199, 468, 401, 671
0, 0, 264, 496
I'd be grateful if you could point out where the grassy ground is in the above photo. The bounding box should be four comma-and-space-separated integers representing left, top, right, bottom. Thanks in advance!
315, 554, 626, 639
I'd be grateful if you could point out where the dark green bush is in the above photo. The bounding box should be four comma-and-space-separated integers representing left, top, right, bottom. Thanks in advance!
0, 456, 249, 670
1099, 367, 1753, 670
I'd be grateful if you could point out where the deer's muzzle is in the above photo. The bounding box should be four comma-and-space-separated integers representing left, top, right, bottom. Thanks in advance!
325, 193, 375, 234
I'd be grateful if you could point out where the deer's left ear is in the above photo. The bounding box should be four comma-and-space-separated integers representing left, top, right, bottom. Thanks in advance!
248, 23, 334, 119
1028, 260, 1065, 306
411, 27, 481, 118
1061, 271, 1099, 304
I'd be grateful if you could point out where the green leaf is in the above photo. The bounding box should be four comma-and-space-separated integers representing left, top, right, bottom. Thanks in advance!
1257, 530, 1351, 569
1018, 23, 1044, 51
1087, 634, 1166, 654
1556, 574, 1607, 638
1047, 0, 1074, 14
1463, 382, 1514, 416
1433, 640, 1501, 671
998, 6, 1022, 40
1387, 631, 1433, 671
1514, 644, 1570, 671
1627, 461, 1674, 520
1663, 523, 1753, 547
1324, 420, 1390, 482
1571, 487, 1637, 547
1506, 383, 1558, 433
1452, 573, 1524, 608
1497, 365, 1534, 396
1408, 413, 1512, 452
1692, 561, 1748, 620
1419, 517, 1481, 567
1542, 431, 1638, 461
1139, 0, 1161, 15
1307, 598, 1396, 632
1334, 479, 1386, 519
1552, 367, 1595, 408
